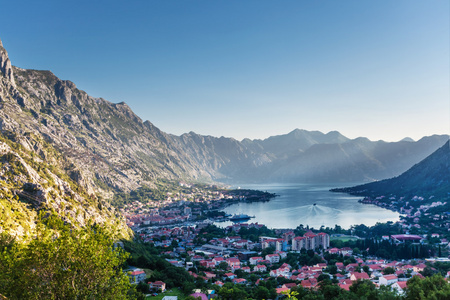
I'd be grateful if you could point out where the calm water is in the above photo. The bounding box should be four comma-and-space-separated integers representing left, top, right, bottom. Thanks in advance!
216, 183, 400, 229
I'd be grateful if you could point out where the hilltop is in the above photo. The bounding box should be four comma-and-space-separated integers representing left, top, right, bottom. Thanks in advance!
331, 141, 450, 198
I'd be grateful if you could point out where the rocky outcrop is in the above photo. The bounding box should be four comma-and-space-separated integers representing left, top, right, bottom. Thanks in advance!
0, 38, 15, 87
0, 137, 132, 240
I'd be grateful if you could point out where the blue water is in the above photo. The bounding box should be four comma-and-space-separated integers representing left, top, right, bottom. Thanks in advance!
217, 183, 400, 229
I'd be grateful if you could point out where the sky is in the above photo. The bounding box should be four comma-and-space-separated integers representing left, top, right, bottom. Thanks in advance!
0, 0, 448, 142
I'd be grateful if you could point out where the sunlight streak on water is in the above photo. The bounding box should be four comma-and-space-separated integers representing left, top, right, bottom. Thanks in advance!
216, 183, 399, 229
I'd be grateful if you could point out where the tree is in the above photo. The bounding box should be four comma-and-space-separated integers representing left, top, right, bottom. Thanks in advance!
254, 286, 270, 300
0, 215, 132, 299
218, 283, 248, 300
349, 279, 377, 299
362, 265, 372, 277
383, 267, 395, 275
405, 275, 450, 300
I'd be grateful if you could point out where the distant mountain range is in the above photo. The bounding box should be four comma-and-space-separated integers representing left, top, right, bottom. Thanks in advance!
0, 37, 448, 198
331, 141, 450, 198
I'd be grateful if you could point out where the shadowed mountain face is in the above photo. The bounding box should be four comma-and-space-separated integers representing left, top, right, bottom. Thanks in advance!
332, 141, 450, 198
0, 37, 448, 196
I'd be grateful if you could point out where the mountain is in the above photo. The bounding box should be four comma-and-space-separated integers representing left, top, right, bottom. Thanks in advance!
0, 36, 448, 193
168, 130, 448, 184
331, 140, 450, 198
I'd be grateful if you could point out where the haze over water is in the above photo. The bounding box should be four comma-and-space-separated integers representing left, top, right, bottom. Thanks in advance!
218, 183, 400, 229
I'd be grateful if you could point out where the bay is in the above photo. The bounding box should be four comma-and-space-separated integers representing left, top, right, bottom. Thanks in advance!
216, 183, 400, 229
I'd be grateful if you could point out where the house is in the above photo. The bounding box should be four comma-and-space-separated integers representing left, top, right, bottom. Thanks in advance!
254, 265, 267, 272
249, 256, 263, 265
340, 247, 353, 256
232, 278, 247, 284
212, 257, 225, 265
276, 287, 289, 295
215, 281, 224, 287
200, 260, 216, 268
392, 281, 408, 295
301, 278, 317, 288
339, 283, 351, 291
315, 263, 327, 270
224, 273, 236, 280
241, 266, 251, 273
265, 254, 280, 264
379, 275, 398, 285
350, 272, 370, 281
149, 281, 166, 292
204, 272, 216, 279
282, 283, 298, 290
276, 250, 288, 259
128, 269, 146, 284
413, 263, 427, 273
226, 257, 241, 268
327, 248, 340, 254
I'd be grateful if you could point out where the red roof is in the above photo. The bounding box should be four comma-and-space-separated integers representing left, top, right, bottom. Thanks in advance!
351, 272, 370, 280
130, 270, 145, 276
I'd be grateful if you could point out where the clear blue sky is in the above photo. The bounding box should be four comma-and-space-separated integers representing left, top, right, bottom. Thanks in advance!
1, 0, 448, 141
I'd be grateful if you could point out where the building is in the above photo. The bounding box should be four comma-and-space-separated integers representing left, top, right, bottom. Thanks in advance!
265, 253, 280, 264
149, 281, 166, 292
127, 269, 146, 284
292, 237, 306, 251
249, 256, 264, 265
292, 232, 330, 251
350, 272, 370, 281
379, 275, 398, 285
317, 232, 330, 249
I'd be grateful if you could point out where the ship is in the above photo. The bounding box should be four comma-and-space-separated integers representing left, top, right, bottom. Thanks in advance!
229, 213, 255, 221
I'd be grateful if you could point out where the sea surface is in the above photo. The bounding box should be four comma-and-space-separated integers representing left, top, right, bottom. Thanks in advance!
216, 183, 400, 229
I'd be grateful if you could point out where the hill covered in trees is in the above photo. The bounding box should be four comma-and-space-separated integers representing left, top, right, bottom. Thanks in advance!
332, 140, 450, 199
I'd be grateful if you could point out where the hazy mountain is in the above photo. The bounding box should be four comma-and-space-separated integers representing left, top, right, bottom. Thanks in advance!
332, 140, 450, 198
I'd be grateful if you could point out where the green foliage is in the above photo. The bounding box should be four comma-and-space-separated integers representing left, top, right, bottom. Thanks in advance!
124, 240, 194, 290
383, 267, 396, 275
218, 282, 248, 300
405, 274, 450, 300
238, 225, 275, 242
0, 214, 132, 299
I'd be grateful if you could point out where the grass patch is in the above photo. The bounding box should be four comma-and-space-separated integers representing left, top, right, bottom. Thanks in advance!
330, 235, 360, 242
145, 288, 185, 300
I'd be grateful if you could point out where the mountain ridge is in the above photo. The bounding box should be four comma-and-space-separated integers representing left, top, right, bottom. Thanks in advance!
331, 140, 450, 198
0, 36, 448, 192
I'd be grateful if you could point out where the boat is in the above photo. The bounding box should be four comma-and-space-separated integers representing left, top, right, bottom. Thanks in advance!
229, 213, 254, 221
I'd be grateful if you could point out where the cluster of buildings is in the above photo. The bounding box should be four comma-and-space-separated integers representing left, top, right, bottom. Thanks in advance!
360, 196, 450, 238
256, 230, 330, 252
120, 183, 450, 298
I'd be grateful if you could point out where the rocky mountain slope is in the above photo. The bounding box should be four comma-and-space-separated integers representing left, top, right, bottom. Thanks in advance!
331, 141, 450, 198
1, 39, 134, 239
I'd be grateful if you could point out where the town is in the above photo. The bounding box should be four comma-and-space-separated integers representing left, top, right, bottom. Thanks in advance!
121, 182, 450, 299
